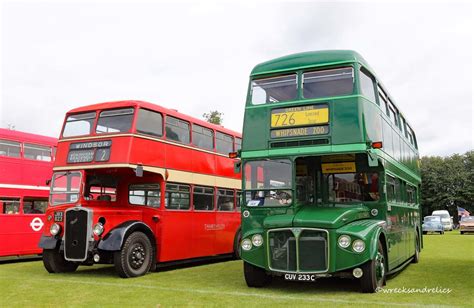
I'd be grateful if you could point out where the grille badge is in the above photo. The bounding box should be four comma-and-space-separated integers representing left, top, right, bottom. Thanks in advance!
292, 228, 302, 237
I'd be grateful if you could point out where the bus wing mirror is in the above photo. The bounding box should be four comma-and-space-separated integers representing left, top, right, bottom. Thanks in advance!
367, 150, 379, 167
234, 161, 241, 173
135, 165, 143, 177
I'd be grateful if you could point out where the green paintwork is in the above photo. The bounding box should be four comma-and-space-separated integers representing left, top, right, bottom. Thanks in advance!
251, 50, 372, 76
240, 50, 422, 279
293, 206, 371, 229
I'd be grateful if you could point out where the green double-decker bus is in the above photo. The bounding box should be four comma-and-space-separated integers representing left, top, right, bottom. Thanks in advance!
238, 50, 421, 293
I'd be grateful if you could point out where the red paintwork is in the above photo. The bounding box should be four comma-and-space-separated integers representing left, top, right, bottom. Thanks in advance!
44, 100, 242, 263
0, 129, 57, 257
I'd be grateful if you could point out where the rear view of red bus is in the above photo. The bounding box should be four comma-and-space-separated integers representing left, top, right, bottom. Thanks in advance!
39, 100, 242, 277
0, 129, 57, 258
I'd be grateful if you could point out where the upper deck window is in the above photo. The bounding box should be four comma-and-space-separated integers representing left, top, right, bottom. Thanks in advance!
96, 108, 134, 134
359, 69, 377, 103
0, 139, 21, 158
303, 67, 353, 99
192, 124, 214, 150
235, 137, 242, 151
216, 132, 233, 155
24, 143, 52, 161
62, 112, 96, 138
400, 116, 408, 138
251, 74, 297, 105
166, 116, 190, 144
136, 109, 163, 137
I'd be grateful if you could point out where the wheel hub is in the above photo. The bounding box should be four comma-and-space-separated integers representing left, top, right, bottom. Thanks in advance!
130, 245, 146, 269
375, 251, 385, 281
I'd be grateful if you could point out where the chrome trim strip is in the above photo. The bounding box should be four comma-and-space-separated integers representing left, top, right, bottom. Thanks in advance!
266, 227, 330, 274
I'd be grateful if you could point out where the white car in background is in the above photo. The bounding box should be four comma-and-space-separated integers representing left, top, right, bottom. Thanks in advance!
432, 210, 453, 231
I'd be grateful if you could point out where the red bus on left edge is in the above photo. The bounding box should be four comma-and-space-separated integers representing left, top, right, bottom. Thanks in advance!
0, 128, 57, 258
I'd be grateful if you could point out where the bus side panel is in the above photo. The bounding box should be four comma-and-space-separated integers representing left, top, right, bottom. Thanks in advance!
0, 157, 23, 185
0, 214, 45, 256
214, 211, 240, 254
156, 210, 195, 261
129, 137, 166, 167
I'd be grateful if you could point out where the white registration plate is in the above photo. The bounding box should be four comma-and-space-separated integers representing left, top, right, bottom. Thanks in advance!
284, 273, 316, 282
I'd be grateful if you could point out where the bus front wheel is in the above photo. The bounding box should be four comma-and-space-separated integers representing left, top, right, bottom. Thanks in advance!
360, 241, 386, 293
244, 262, 271, 287
233, 230, 242, 259
114, 232, 153, 278
42, 249, 79, 273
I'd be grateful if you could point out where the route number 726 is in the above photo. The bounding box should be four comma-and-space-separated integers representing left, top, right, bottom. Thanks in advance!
273, 113, 296, 127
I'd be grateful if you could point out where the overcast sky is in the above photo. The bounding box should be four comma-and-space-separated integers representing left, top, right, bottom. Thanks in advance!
1, 1, 472, 156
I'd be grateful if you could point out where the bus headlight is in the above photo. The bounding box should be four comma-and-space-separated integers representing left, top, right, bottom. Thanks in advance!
241, 238, 252, 251
352, 240, 366, 253
338, 235, 351, 248
252, 234, 263, 247
92, 223, 104, 236
50, 223, 61, 236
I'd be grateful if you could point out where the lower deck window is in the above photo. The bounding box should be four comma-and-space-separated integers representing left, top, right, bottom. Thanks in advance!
165, 183, 190, 210
23, 198, 48, 214
193, 186, 214, 211
217, 189, 234, 211
0, 198, 20, 214
129, 184, 160, 207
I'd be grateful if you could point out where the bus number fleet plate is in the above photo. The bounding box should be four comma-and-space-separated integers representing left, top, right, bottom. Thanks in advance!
284, 273, 316, 282
271, 105, 328, 128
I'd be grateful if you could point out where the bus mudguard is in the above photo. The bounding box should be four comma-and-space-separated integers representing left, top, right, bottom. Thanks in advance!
38, 235, 60, 249
98, 220, 155, 251
334, 220, 386, 271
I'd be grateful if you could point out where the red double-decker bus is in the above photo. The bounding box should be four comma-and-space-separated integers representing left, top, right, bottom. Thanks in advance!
0, 128, 57, 258
39, 100, 242, 277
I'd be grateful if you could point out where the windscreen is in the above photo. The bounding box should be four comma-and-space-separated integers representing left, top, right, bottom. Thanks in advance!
244, 159, 292, 206
327, 172, 379, 202
50, 171, 82, 205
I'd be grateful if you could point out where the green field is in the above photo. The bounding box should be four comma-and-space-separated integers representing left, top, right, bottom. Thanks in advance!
0, 231, 472, 307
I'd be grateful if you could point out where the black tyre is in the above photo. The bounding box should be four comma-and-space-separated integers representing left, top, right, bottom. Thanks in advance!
233, 230, 242, 259
114, 232, 153, 278
411, 233, 420, 264
244, 261, 271, 287
360, 241, 386, 293
460, 231, 464, 235
42, 249, 79, 273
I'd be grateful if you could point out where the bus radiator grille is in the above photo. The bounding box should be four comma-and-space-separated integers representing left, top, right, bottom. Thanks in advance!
64, 208, 91, 261
268, 228, 328, 273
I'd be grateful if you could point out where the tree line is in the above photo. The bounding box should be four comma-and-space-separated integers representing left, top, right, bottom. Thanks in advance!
420, 151, 474, 221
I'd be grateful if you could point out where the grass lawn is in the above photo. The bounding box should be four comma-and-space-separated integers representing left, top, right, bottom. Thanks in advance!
0, 231, 472, 307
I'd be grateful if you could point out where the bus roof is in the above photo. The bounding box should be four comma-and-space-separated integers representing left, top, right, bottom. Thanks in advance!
67, 100, 241, 137
0, 128, 57, 146
250, 50, 372, 76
